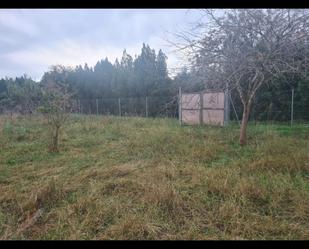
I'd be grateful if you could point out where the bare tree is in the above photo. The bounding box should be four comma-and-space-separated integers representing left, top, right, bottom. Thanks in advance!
173, 9, 309, 145
38, 67, 73, 152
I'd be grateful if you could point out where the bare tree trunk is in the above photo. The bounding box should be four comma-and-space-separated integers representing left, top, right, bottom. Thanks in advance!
239, 103, 251, 146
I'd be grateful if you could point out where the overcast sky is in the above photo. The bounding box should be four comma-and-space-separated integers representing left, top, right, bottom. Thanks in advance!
0, 9, 201, 81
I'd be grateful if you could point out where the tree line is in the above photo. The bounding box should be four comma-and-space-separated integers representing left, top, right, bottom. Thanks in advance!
0, 39, 308, 122
1, 43, 183, 117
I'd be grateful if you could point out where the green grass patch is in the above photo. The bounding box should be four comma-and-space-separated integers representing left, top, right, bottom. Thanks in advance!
0, 114, 308, 240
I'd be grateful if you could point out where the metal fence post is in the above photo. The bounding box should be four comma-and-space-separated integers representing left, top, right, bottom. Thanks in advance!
145, 96, 148, 117
96, 98, 99, 116
224, 88, 230, 126
179, 87, 182, 125
199, 91, 203, 125
78, 99, 80, 114
118, 98, 121, 116
291, 88, 294, 126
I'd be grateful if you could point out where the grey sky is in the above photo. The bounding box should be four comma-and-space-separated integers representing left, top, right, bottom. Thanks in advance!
0, 9, 201, 81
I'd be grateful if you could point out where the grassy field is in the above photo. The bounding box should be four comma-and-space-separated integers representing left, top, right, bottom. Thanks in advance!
0, 114, 308, 240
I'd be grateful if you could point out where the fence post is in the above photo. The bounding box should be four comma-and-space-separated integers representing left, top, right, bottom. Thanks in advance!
145, 96, 148, 117
199, 91, 203, 125
224, 88, 230, 126
291, 88, 294, 127
102, 98, 104, 115
118, 98, 121, 116
96, 98, 99, 116
179, 87, 182, 125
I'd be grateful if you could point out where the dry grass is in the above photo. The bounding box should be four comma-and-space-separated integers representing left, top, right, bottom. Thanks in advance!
0, 114, 308, 240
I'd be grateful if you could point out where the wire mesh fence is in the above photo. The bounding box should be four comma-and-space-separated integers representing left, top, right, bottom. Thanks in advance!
71, 87, 308, 126
230, 88, 309, 126
72, 95, 178, 118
